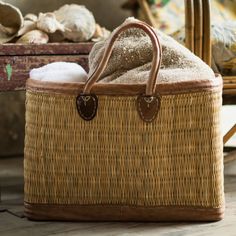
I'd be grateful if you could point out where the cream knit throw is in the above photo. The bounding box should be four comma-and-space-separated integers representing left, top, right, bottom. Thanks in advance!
89, 18, 215, 84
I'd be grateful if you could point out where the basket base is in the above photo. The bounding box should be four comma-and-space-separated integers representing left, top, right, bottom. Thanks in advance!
24, 202, 224, 222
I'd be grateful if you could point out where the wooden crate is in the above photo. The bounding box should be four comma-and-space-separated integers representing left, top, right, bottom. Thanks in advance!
0, 42, 94, 91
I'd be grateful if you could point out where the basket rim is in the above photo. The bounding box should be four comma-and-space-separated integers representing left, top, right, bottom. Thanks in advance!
26, 74, 222, 96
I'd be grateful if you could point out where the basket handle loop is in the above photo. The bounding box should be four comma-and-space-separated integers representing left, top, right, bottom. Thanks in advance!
77, 20, 162, 122
83, 20, 162, 96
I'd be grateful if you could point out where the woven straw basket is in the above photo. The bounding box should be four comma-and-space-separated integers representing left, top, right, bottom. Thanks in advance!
24, 21, 224, 221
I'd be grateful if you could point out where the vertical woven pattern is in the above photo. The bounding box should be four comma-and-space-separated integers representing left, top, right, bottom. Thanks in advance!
24, 90, 224, 207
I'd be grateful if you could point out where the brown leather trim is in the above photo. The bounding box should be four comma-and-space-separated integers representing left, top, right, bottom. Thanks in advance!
76, 94, 98, 121
24, 202, 224, 222
137, 95, 161, 122
26, 74, 222, 96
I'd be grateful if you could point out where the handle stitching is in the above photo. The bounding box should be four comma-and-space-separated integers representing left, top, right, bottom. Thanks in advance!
137, 96, 161, 122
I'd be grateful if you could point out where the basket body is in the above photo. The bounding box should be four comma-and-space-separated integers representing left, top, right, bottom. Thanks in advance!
24, 76, 224, 221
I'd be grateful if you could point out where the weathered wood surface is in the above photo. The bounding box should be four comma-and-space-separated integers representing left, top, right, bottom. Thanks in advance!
223, 94, 236, 105
0, 156, 236, 236
0, 43, 94, 56
0, 55, 89, 91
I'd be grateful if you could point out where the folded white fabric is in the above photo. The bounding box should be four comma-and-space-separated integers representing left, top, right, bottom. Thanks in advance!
30, 62, 88, 82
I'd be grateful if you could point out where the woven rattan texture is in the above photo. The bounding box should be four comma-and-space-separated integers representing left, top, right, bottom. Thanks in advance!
24, 90, 224, 208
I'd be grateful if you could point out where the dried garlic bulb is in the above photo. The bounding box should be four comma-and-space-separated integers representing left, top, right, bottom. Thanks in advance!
17, 30, 49, 44
17, 20, 37, 37
24, 13, 38, 22
92, 24, 110, 42
54, 4, 96, 42
37, 12, 64, 34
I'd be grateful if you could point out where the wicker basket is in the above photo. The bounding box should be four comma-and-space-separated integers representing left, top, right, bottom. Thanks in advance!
24, 20, 224, 221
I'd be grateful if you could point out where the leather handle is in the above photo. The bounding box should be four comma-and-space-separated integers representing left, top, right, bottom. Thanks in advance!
83, 20, 162, 96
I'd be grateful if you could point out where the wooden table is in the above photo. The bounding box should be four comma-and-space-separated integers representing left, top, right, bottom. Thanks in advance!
0, 43, 93, 91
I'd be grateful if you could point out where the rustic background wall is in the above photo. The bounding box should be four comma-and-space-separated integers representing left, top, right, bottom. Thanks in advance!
0, 92, 25, 156
0, 0, 131, 156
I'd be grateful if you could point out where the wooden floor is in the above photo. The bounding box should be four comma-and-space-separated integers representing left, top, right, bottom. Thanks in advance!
0, 156, 236, 236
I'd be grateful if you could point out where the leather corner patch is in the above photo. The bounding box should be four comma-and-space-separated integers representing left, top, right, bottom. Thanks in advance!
76, 94, 98, 121
137, 95, 161, 123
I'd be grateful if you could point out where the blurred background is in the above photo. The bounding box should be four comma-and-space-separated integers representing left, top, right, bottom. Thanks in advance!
5, 0, 130, 29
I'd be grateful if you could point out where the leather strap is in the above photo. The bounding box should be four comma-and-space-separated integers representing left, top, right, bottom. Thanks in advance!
83, 20, 162, 96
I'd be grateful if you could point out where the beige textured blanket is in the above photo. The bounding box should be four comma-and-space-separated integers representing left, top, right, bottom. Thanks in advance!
89, 18, 215, 84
